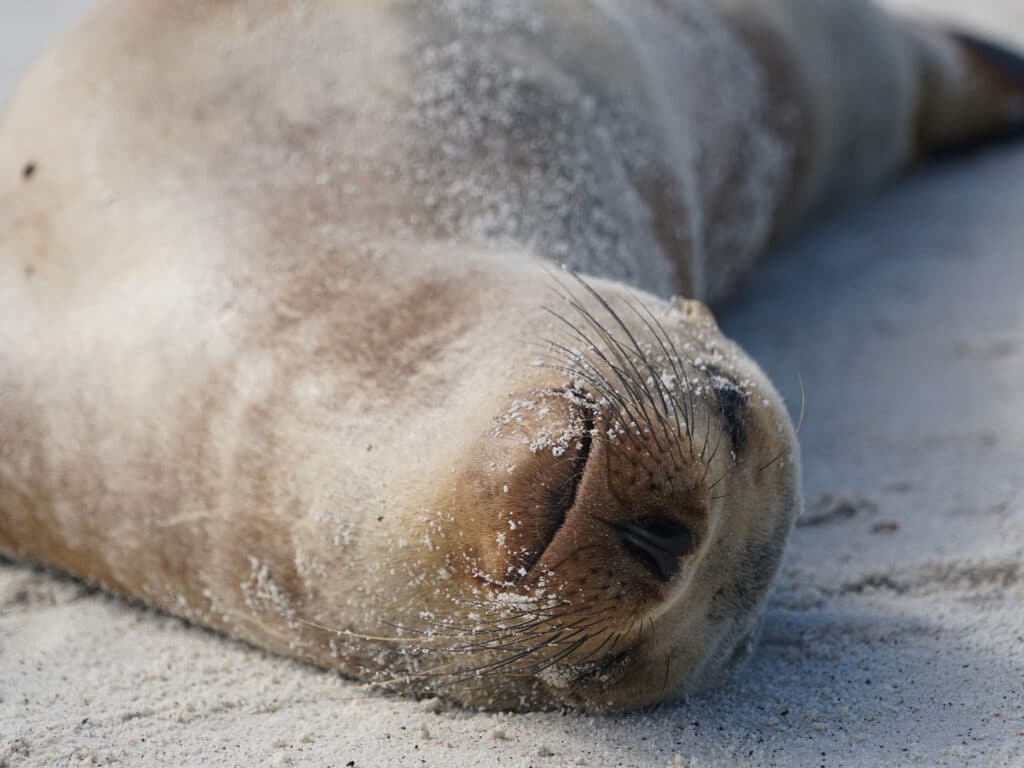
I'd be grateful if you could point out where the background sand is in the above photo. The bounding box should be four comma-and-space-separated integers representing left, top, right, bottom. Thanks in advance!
2, 2, 1024, 766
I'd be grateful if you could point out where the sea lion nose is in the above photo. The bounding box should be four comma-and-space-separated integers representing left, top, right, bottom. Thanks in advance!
604, 517, 698, 583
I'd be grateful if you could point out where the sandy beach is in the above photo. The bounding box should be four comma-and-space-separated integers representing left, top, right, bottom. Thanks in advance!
2, 2, 1024, 765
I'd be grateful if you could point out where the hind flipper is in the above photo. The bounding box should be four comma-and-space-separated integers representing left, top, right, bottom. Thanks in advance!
913, 26, 1024, 158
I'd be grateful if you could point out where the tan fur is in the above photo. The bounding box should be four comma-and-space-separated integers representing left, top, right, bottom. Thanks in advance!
0, 0, 1017, 710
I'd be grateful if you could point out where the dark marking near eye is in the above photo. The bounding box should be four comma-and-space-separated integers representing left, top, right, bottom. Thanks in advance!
704, 365, 749, 451
22, 162, 36, 180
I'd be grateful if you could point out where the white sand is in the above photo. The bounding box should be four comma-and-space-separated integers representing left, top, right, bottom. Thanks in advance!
3, 2, 1024, 766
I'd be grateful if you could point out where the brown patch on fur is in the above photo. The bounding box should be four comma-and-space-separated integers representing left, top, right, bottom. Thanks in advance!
717, 17, 814, 245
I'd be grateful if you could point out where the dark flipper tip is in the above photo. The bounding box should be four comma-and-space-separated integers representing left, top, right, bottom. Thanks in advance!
953, 30, 1024, 145
953, 31, 1024, 87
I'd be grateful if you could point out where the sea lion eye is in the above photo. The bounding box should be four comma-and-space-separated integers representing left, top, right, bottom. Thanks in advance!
609, 517, 698, 583
704, 366, 750, 450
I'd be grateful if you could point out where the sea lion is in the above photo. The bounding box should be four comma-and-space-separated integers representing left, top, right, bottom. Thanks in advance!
1, 0, 1022, 712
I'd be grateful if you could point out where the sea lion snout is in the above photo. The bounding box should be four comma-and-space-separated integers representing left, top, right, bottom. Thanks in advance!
456, 380, 712, 595
542, 415, 711, 591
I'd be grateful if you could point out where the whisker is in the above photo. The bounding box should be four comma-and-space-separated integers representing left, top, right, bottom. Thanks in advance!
566, 277, 673, 450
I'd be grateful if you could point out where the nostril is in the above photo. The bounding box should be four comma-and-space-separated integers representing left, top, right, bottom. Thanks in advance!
510, 398, 595, 579
548, 403, 594, 525
607, 517, 698, 583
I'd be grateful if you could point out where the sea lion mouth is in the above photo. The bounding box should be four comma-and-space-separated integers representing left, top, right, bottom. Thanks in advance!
509, 380, 709, 588
537, 649, 632, 692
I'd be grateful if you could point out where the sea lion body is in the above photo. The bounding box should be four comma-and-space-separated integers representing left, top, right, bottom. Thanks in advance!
1, 1, 1021, 710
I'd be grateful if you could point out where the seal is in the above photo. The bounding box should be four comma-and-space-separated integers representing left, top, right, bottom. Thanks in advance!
1, 0, 1022, 711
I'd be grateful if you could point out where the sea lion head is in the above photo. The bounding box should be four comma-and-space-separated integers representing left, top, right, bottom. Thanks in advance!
409, 276, 801, 712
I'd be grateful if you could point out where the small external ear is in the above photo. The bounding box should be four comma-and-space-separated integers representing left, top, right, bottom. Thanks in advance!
671, 297, 719, 329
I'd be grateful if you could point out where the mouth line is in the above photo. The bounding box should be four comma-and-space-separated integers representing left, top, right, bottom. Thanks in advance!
539, 649, 631, 692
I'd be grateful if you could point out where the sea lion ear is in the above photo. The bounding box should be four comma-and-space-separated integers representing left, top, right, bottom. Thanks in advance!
671, 297, 719, 328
